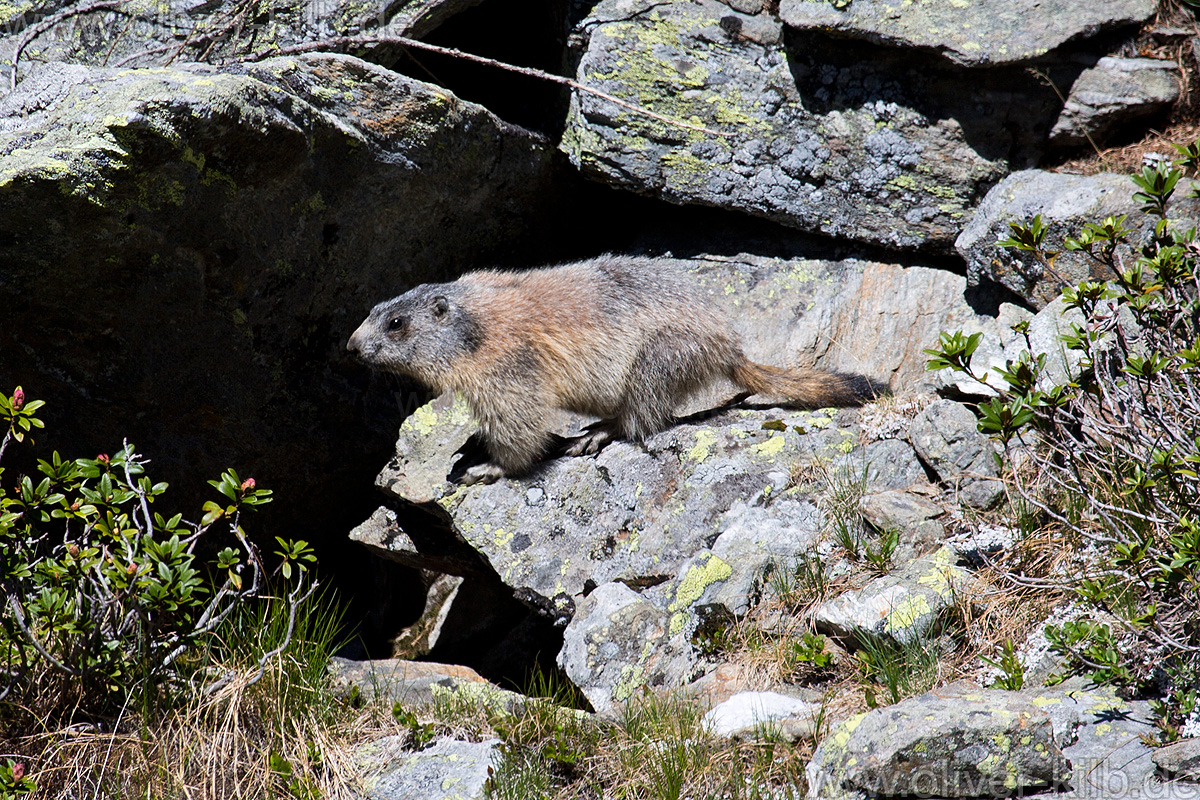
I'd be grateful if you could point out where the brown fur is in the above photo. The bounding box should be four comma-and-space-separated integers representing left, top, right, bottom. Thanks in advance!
347, 255, 879, 482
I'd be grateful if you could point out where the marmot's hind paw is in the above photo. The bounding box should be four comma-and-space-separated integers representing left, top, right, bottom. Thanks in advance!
565, 422, 620, 457
459, 462, 506, 485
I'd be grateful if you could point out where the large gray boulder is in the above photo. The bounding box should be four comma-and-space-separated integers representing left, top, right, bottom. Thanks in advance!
564, 0, 1062, 252
778, 0, 1156, 68
0, 56, 561, 564
808, 680, 1182, 800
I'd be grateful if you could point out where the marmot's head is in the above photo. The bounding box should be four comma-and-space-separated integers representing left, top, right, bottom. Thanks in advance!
347, 283, 483, 391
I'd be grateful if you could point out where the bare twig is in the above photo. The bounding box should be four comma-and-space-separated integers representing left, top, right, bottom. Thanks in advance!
240, 34, 733, 139
10, 1, 125, 92
5, 594, 76, 675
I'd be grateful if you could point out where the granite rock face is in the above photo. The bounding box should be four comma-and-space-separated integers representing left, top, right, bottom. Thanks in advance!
564, 0, 1063, 252
778, 0, 1156, 68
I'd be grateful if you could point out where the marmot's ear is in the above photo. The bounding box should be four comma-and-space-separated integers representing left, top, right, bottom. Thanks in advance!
431, 295, 449, 318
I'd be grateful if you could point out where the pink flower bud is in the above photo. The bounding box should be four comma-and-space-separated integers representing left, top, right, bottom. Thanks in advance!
11, 387, 23, 411
12, 762, 24, 780
241, 478, 256, 490
97, 454, 110, 464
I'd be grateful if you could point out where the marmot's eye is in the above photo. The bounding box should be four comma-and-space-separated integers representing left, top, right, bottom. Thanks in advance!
387, 316, 406, 332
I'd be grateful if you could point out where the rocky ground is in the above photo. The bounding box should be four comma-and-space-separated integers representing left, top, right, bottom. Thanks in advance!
4, 0, 1200, 796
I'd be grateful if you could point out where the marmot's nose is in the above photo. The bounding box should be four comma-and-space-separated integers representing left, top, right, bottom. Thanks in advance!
346, 331, 363, 356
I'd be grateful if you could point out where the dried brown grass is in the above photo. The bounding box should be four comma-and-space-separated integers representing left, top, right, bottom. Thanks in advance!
11, 662, 404, 800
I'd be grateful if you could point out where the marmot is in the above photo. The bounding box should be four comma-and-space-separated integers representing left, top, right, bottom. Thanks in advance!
347, 255, 879, 484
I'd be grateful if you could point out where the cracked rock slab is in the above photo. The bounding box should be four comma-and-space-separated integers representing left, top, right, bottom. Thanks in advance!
909, 400, 1002, 509
1051, 57, 1180, 147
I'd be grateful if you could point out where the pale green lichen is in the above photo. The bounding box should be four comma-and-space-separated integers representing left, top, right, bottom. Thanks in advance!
831, 712, 867, 750
613, 663, 646, 703
400, 394, 473, 437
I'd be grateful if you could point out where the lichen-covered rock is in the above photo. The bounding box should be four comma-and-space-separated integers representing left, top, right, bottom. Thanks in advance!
806, 686, 1069, 799
700, 497, 822, 618
814, 545, 970, 646
778, 0, 1155, 68
0, 55, 560, 556
558, 581, 699, 714
955, 170, 1200, 308
1050, 57, 1180, 147
353, 736, 500, 800
564, 0, 1061, 252
703, 691, 822, 741
909, 400, 1003, 509
400, 401, 856, 618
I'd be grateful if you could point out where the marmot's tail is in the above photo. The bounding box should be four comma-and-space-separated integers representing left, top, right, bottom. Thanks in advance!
731, 361, 884, 408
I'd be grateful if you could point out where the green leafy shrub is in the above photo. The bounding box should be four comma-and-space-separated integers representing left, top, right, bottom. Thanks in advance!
925, 161, 1200, 737
0, 387, 317, 722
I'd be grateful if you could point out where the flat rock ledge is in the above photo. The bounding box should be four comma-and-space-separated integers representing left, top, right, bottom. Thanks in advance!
778, 0, 1156, 68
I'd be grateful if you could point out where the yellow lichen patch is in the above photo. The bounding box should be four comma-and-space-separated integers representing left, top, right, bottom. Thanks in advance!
755, 434, 787, 458
831, 712, 867, 750
403, 404, 440, 436
669, 553, 732, 615
686, 429, 719, 462
882, 591, 931, 633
